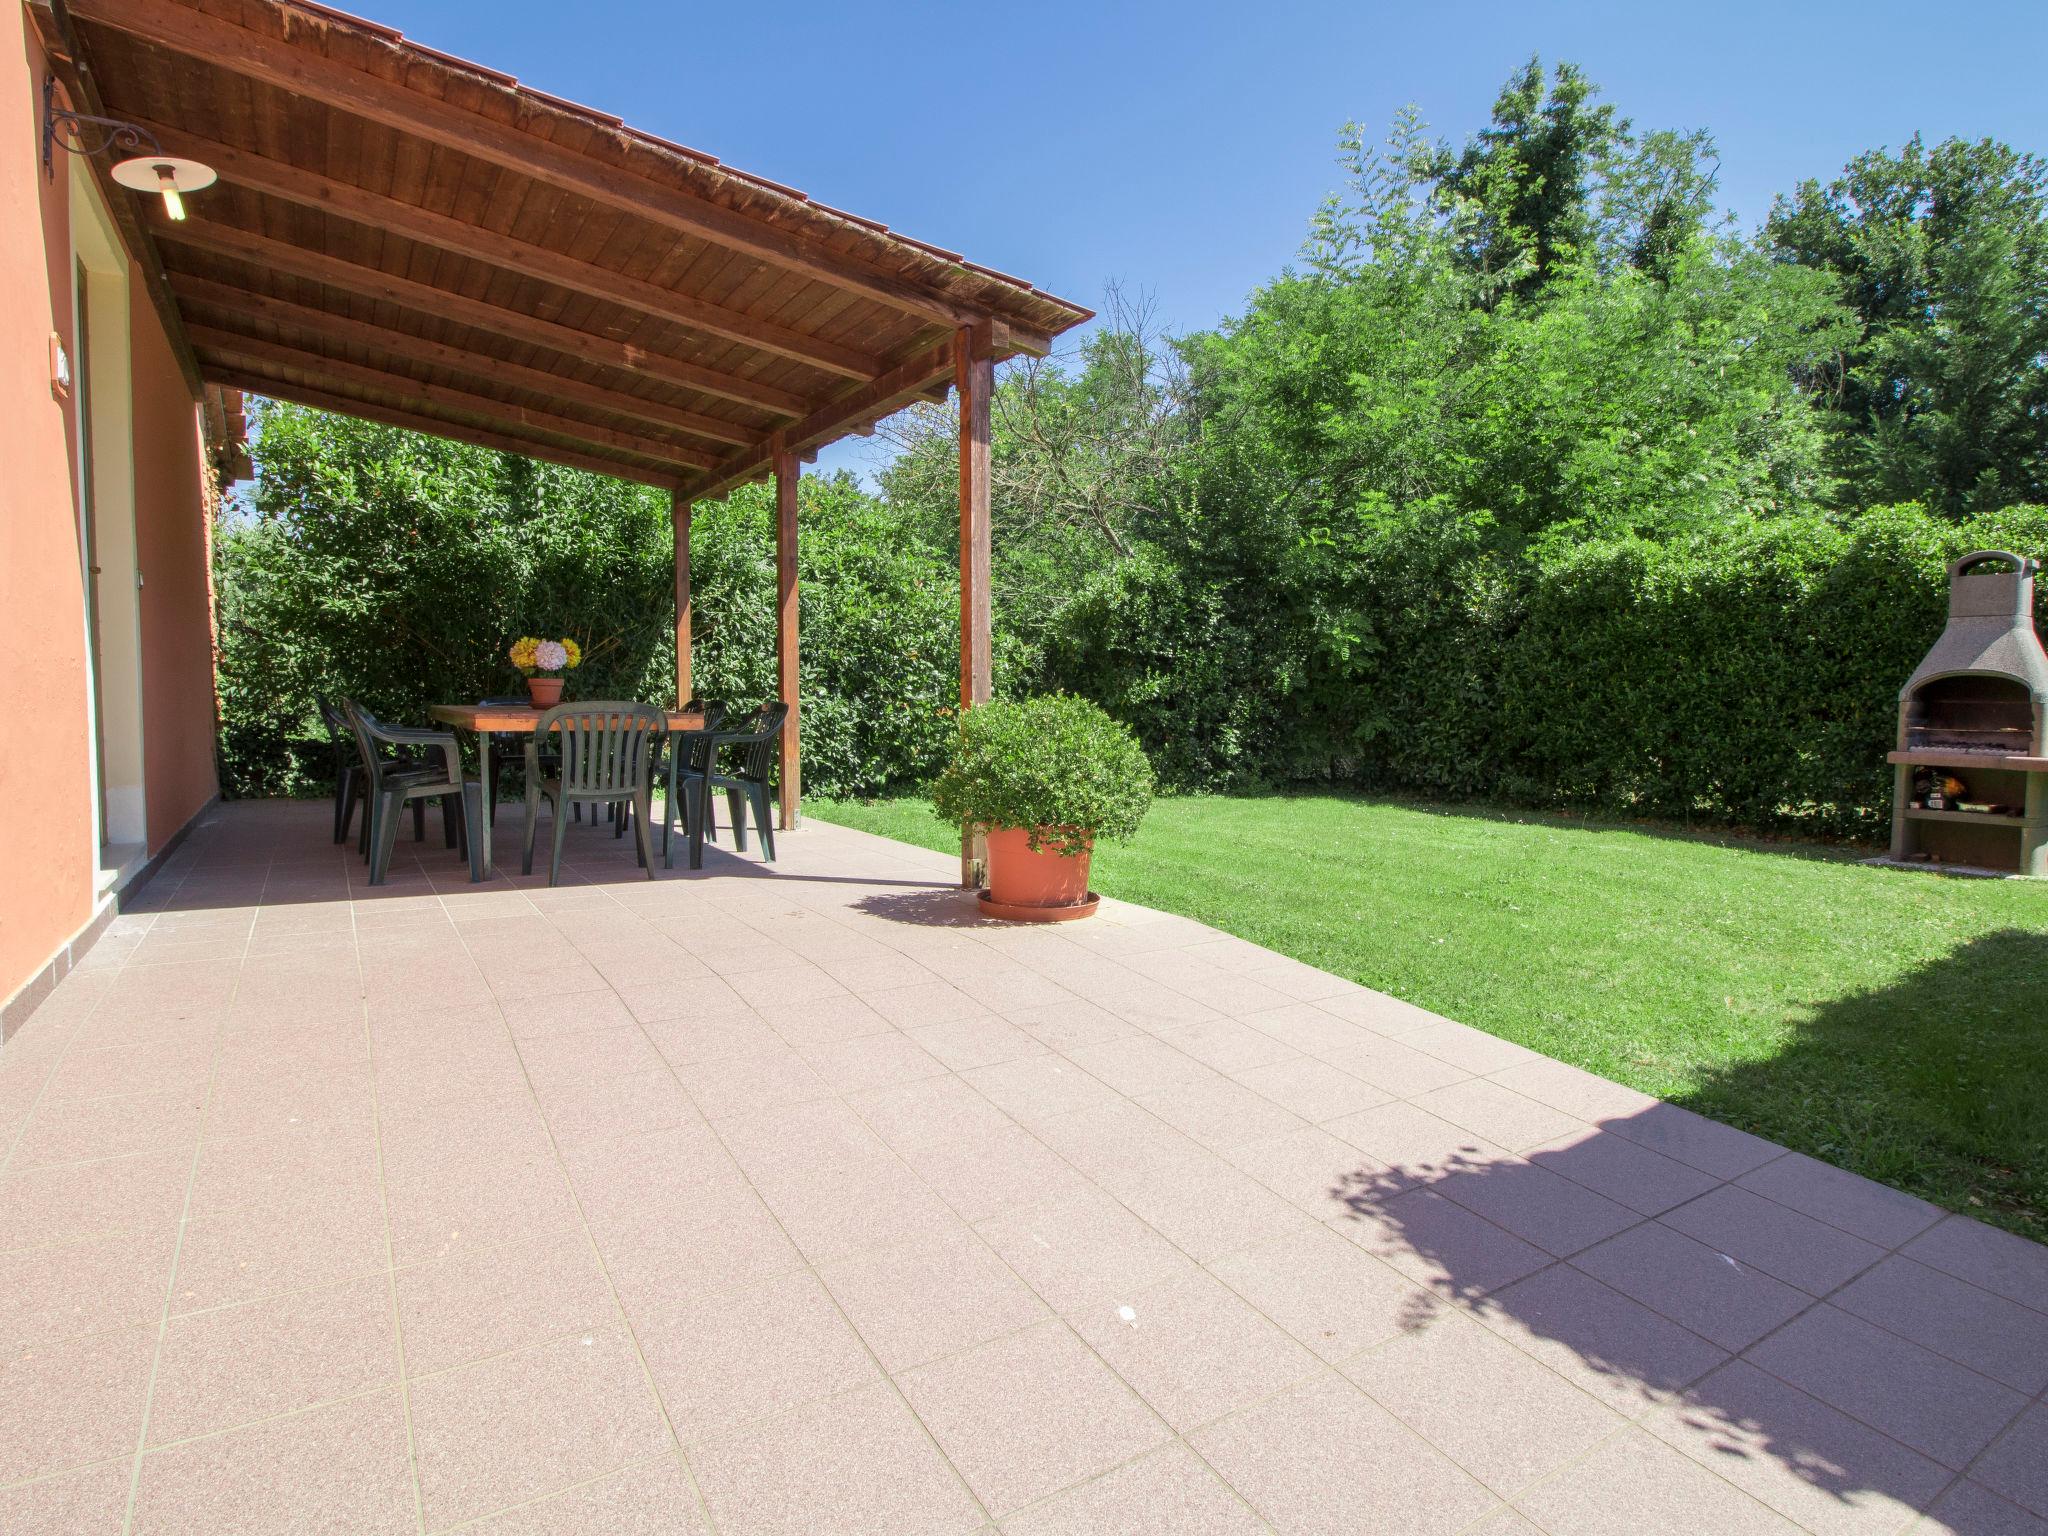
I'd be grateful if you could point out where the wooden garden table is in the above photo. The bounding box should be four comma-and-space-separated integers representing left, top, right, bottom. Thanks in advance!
428, 703, 706, 877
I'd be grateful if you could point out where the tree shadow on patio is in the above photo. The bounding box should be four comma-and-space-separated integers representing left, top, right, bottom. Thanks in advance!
1307, 936, 2048, 1529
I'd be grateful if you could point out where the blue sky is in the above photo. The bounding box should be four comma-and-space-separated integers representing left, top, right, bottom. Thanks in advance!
361, 1, 2048, 480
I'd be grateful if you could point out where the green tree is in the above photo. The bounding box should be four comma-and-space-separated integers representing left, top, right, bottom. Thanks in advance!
217, 403, 960, 800
1768, 135, 2048, 514
1426, 58, 1620, 297
875, 287, 1194, 682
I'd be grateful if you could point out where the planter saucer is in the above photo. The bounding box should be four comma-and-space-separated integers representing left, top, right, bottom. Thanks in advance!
976, 889, 1101, 923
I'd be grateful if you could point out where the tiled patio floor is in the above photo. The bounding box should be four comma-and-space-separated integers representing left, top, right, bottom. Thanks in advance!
2, 799, 2044, 1534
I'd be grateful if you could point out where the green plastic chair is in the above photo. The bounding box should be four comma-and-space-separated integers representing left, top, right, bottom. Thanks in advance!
521, 701, 668, 885
651, 699, 725, 860
679, 702, 788, 871
318, 695, 367, 846
340, 701, 480, 886
334, 698, 436, 859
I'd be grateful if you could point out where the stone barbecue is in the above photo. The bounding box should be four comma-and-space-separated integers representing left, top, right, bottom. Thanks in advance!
1888, 550, 2048, 874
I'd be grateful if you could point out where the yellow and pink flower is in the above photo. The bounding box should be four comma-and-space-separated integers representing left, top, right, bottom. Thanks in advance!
508, 635, 581, 676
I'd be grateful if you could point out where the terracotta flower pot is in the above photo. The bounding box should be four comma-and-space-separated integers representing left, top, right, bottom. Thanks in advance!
979, 826, 1099, 922
526, 675, 565, 708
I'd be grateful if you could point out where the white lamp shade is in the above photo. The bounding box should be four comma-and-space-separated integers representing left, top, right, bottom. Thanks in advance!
110, 155, 216, 193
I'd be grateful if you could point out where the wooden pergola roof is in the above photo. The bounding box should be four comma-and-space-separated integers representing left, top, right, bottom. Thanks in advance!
34, 0, 1091, 496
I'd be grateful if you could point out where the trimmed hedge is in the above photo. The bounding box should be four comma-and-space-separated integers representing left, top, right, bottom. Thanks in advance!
1496, 505, 2048, 837
1033, 501, 2048, 841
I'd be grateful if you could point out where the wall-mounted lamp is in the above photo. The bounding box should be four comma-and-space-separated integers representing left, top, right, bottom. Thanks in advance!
43, 76, 214, 221
109, 156, 216, 221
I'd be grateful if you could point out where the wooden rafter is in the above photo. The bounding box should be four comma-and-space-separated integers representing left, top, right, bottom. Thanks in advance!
688, 340, 958, 502
187, 327, 720, 471
69, 0, 995, 329
204, 369, 681, 487
169, 275, 755, 450
156, 216, 810, 417
126, 118, 883, 382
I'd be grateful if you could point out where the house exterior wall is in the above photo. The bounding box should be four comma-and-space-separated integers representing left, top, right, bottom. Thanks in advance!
1, 7, 219, 1026
130, 283, 220, 848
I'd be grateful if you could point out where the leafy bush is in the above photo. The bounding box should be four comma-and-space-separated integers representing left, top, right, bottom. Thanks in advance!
930, 696, 1156, 855
216, 406, 676, 797
217, 404, 962, 802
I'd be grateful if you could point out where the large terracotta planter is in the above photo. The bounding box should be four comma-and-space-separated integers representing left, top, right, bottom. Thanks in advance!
526, 676, 565, 708
978, 826, 1099, 922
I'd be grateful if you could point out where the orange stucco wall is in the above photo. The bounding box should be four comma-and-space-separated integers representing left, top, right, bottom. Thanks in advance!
1, 8, 218, 1010
130, 284, 220, 851
1, 11, 96, 1001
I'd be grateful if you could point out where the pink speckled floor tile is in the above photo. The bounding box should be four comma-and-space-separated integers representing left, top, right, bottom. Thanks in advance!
0, 1458, 132, 1535
1188, 1369, 1494, 1536
639, 1269, 877, 1440
689, 1380, 983, 1536
395, 1232, 618, 1376
464, 1455, 711, 1533
1513, 1427, 1800, 1535
820, 1227, 1048, 1372
131, 1388, 416, 1536
996, 1443, 1268, 1536
1073, 1267, 1319, 1431
977, 1187, 1198, 1319
0, 1150, 190, 1249
407, 1326, 673, 1530
0, 1323, 156, 1482
0, 1224, 178, 1351
1340, 1308, 1623, 1494
169, 1178, 388, 1312
898, 1320, 1168, 1516
149, 1273, 398, 1442
11, 805, 2036, 1536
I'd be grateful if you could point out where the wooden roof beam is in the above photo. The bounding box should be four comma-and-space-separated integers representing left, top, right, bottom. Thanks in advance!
125, 118, 883, 382
206, 369, 681, 488
688, 338, 958, 503
70, 0, 993, 330
169, 274, 756, 450
154, 216, 809, 417
187, 326, 722, 470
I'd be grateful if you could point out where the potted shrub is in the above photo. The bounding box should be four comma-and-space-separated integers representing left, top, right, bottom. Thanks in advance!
931, 694, 1155, 921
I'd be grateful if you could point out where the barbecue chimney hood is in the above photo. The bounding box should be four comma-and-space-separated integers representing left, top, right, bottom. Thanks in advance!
1900, 551, 2048, 711
1888, 550, 2048, 876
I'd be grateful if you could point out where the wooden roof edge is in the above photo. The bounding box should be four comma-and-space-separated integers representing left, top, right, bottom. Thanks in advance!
212, 369, 684, 489
168, 271, 760, 450
187, 324, 725, 471
683, 337, 960, 505
75, 0, 1094, 337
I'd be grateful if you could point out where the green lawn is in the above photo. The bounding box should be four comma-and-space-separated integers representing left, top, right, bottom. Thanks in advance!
809, 792, 2048, 1241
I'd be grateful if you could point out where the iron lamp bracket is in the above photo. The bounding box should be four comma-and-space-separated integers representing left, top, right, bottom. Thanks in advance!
42, 74, 163, 178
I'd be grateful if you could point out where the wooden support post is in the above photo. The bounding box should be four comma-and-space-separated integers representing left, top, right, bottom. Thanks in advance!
773, 440, 801, 830
671, 491, 693, 706
957, 322, 994, 887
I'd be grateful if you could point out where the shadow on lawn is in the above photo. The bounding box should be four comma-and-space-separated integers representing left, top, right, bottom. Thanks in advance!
1316, 1083, 2036, 1528
1673, 928, 2048, 1244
